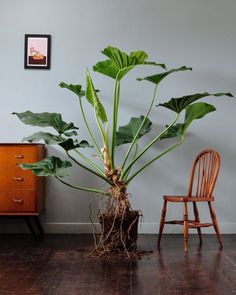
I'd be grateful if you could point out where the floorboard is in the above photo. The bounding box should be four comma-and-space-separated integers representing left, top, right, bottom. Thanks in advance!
0, 234, 235, 295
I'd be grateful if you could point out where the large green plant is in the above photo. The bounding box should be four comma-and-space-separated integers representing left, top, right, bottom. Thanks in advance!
13, 46, 232, 250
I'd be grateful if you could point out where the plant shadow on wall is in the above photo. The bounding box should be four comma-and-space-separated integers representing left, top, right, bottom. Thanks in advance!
13, 46, 233, 258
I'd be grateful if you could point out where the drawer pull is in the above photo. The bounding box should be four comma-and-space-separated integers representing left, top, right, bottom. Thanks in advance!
13, 198, 24, 204
12, 177, 24, 181
14, 155, 24, 159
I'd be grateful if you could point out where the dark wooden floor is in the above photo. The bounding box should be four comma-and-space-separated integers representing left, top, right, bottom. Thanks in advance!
0, 234, 236, 295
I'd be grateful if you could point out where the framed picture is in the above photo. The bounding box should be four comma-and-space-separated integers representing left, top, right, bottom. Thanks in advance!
24, 34, 51, 69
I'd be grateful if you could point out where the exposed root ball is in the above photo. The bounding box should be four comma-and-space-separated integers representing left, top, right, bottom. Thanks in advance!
96, 210, 140, 255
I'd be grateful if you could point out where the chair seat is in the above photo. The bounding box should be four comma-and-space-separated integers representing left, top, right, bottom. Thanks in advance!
163, 195, 215, 202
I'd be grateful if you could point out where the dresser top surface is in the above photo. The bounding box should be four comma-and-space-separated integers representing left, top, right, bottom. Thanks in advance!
0, 143, 45, 146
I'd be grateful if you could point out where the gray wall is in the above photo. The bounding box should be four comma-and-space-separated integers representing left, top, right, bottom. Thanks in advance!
0, 0, 235, 233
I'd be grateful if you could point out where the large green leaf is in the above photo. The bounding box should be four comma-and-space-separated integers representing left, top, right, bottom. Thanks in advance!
59, 138, 92, 151
59, 82, 85, 98
137, 66, 192, 85
86, 70, 108, 123
63, 131, 78, 137
13, 111, 78, 135
93, 46, 166, 80
160, 124, 184, 140
23, 132, 65, 144
158, 92, 233, 113
22, 132, 87, 149
115, 115, 152, 146
161, 102, 216, 139
20, 156, 72, 177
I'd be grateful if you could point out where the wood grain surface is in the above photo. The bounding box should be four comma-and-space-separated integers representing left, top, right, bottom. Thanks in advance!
0, 234, 235, 295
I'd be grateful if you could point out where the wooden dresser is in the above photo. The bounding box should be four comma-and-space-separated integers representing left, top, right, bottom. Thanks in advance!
0, 143, 46, 238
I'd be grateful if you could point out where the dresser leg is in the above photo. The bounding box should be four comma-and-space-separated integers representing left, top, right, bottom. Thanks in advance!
24, 216, 44, 241
25, 217, 38, 241
34, 216, 44, 236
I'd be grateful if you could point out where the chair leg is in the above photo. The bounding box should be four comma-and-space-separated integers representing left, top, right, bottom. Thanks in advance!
208, 202, 223, 249
183, 202, 189, 253
157, 200, 167, 250
193, 202, 202, 245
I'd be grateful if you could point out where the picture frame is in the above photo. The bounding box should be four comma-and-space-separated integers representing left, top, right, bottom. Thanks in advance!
24, 34, 51, 69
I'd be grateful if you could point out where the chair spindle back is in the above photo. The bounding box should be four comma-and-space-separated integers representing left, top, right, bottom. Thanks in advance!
187, 149, 220, 198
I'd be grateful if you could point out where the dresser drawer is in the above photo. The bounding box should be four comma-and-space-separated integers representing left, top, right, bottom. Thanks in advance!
0, 190, 36, 213
0, 145, 37, 167
10, 145, 37, 166
0, 169, 35, 189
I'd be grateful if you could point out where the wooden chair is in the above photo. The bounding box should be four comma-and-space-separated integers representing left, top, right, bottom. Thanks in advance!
157, 149, 223, 253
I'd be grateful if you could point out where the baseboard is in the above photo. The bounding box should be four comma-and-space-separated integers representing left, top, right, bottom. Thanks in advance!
1, 222, 235, 234
138, 222, 236, 234
44, 222, 236, 234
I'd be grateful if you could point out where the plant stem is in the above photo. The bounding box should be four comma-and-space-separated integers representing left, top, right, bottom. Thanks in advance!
94, 108, 106, 146
116, 80, 120, 128
133, 143, 139, 159
111, 78, 120, 169
104, 123, 111, 160
126, 136, 184, 184
55, 176, 108, 195
78, 97, 103, 160
66, 151, 113, 185
121, 113, 179, 180
74, 149, 104, 175
121, 85, 158, 170
124, 143, 139, 180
